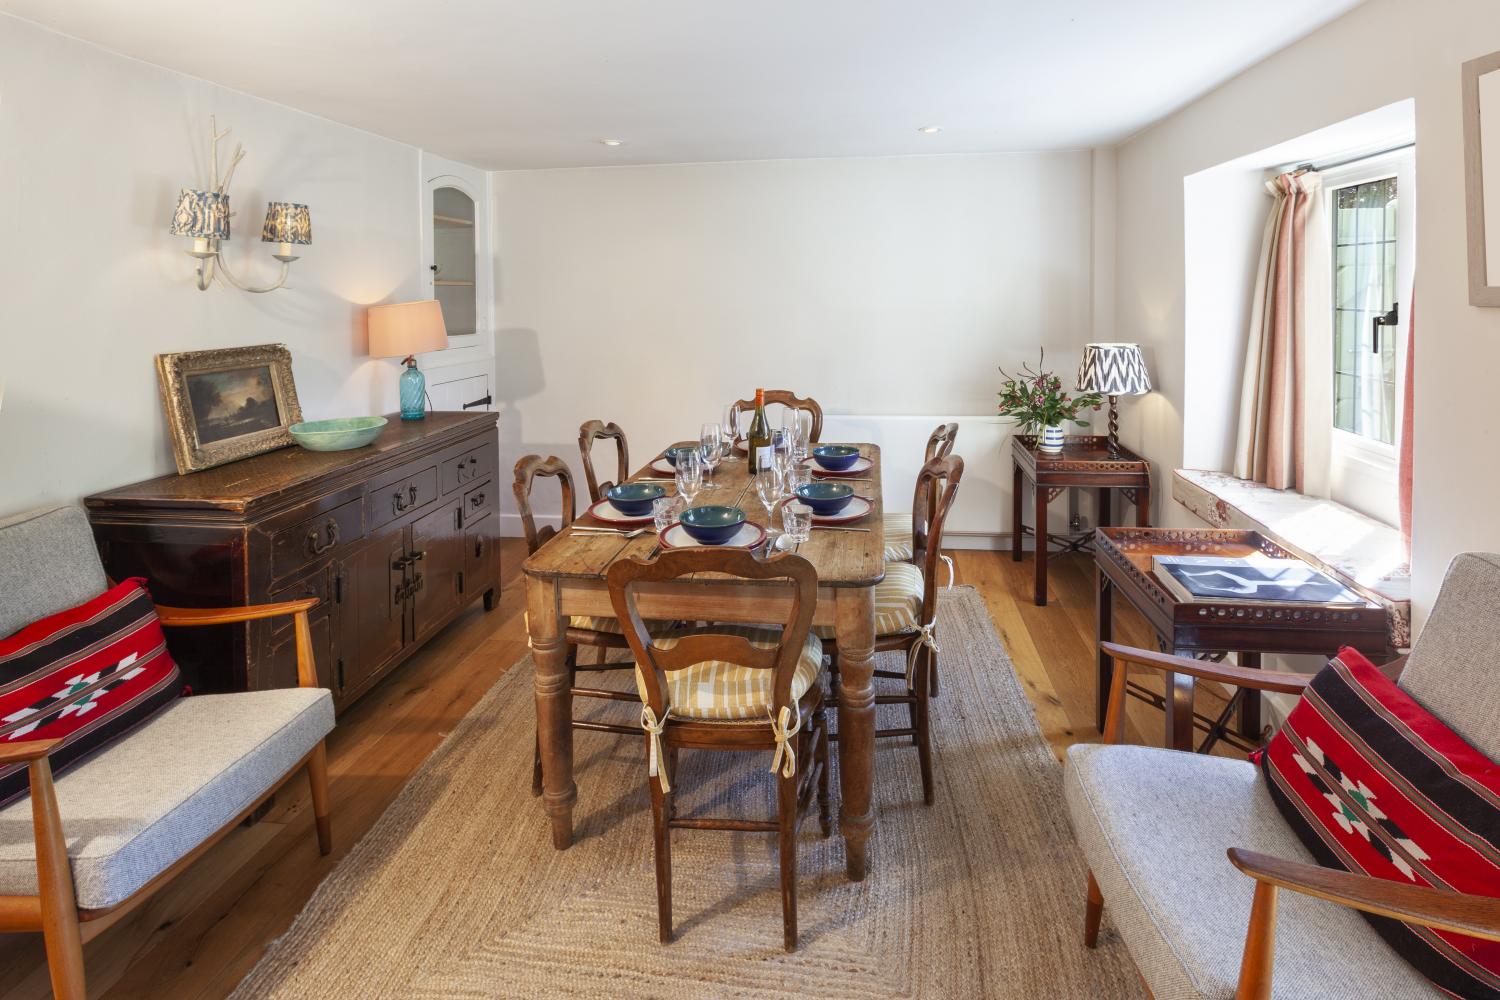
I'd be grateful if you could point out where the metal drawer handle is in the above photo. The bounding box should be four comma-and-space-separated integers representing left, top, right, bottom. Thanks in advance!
392, 484, 419, 513
468, 492, 486, 509
306, 519, 340, 556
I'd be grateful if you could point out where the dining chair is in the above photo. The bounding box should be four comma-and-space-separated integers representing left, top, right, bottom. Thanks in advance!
513, 454, 640, 795
578, 419, 630, 504
883, 422, 958, 564
823, 453, 963, 805
607, 548, 833, 952
731, 390, 824, 443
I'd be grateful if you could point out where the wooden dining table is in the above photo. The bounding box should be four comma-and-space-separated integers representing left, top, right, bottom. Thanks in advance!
522, 444, 886, 881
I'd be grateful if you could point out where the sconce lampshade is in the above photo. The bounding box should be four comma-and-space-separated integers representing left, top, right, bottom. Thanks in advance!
261, 202, 312, 245
368, 299, 449, 360
170, 188, 230, 240
1077, 343, 1152, 396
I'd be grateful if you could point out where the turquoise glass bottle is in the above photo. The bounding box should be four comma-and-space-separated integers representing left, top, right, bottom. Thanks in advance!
399, 358, 426, 420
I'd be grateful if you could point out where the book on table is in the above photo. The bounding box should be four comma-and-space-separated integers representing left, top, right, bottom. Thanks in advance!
1150, 553, 1366, 606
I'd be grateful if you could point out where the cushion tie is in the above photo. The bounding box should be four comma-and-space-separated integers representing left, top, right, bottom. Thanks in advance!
905, 621, 940, 689
768, 703, 802, 780
940, 554, 955, 590
640, 704, 673, 793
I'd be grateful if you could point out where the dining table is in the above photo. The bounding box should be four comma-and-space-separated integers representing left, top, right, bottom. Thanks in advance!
522, 443, 886, 881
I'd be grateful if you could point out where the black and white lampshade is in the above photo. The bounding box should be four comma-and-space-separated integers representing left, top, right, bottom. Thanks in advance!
1077, 343, 1152, 397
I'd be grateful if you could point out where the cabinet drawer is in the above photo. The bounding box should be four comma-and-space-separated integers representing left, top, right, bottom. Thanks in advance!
370, 465, 439, 529
271, 498, 365, 582
442, 443, 495, 494
461, 479, 495, 528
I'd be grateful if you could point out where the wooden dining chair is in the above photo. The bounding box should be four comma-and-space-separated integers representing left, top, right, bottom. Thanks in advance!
578, 419, 630, 504
824, 454, 963, 805
731, 390, 824, 443
513, 454, 640, 795
883, 422, 958, 564
607, 548, 833, 952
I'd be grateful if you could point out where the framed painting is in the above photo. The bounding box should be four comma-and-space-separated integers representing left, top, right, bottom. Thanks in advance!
155, 343, 303, 474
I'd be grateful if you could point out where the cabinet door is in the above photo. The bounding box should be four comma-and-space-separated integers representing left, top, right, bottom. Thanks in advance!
350, 521, 408, 693
261, 566, 336, 693
464, 503, 500, 603
411, 498, 465, 643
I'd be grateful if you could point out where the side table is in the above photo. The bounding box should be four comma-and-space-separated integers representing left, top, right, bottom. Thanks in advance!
1012, 435, 1151, 606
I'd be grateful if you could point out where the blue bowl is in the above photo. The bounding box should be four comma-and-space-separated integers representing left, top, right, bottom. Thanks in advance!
811, 445, 860, 472
663, 446, 697, 468
606, 482, 666, 516
678, 505, 747, 544
795, 481, 854, 515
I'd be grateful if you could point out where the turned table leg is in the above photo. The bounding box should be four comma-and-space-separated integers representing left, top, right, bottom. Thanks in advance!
836, 586, 877, 881
527, 574, 577, 849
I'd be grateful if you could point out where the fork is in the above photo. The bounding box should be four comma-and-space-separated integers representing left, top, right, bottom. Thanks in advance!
573, 526, 654, 539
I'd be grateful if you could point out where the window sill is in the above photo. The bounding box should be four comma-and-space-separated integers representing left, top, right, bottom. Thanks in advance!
1172, 469, 1411, 648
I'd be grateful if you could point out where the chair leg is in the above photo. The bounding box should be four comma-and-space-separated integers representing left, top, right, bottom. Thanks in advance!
531, 729, 544, 796
306, 741, 333, 855
1084, 870, 1104, 948
777, 764, 799, 951
915, 647, 935, 806
648, 744, 674, 944
32, 758, 86, 1000
815, 708, 833, 838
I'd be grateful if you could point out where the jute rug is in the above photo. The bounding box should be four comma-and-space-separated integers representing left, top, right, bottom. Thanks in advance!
231, 587, 1141, 998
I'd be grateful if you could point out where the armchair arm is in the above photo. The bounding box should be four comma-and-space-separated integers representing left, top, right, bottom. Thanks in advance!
0, 738, 62, 768
157, 598, 322, 689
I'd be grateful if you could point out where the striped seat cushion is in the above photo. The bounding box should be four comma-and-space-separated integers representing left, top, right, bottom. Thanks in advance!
569, 615, 623, 634
882, 512, 914, 562
634, 625, 824, 721
814, 561, 924, 640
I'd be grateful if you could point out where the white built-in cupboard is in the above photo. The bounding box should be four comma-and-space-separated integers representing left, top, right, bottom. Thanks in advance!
418, 152, 494, 413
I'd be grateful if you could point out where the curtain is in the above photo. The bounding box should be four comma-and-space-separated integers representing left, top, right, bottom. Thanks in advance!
1233, 171, 1323, 491
1398, 287, 1415, 559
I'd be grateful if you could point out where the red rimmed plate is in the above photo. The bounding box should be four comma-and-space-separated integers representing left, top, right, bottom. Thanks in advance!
649, 457, 677, 475
806, 456, 873, 477
583, 497, 655, 526
658, 521, 767, 550
810, 495, 874, 524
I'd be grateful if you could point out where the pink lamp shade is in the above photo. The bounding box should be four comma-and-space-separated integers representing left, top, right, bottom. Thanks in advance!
367, 300, 449, 360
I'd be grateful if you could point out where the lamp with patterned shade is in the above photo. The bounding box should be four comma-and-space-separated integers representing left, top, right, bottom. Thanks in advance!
261, 202, 311, 262
1077, 343, 1152, 456
170, 189, 230, 258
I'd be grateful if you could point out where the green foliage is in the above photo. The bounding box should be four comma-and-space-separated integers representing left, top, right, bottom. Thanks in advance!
997, 349, 1105, 432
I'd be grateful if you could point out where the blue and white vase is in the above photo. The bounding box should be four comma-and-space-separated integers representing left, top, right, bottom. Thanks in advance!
1038, 423, 1066, 453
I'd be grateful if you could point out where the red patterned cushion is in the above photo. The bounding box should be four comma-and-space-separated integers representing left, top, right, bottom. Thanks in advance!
1257, 647, 1500, 998
0, 579, 182, 807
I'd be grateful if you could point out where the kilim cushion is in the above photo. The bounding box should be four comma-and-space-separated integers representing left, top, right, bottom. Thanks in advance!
1256, 647, 1500, 998
634, 624, 824, 721
0, 579, 182, 808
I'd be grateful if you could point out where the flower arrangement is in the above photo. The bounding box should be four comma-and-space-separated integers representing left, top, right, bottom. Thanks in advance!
997, 349, 1105, 435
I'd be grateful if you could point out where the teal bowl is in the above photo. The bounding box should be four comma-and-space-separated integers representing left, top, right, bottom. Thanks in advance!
794, 481, 854, 515
606, 482, 666, 516
678, 505, 747, 544
812, 444, 860, 471
289, 416, 388, 452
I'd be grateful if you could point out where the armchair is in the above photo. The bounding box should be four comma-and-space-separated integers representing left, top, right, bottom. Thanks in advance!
1068, 552, 1500, 999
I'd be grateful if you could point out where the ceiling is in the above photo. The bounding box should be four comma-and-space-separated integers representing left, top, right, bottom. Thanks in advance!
2, 0, 1364, 170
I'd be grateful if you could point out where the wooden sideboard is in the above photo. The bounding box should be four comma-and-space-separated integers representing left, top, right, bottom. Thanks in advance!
85, 411, 501, 712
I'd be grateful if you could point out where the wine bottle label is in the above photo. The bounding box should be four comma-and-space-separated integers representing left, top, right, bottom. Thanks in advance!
756, 446, 771, 468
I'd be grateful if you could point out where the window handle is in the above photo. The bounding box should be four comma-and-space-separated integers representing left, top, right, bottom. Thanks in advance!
1372, 302, 1399, 354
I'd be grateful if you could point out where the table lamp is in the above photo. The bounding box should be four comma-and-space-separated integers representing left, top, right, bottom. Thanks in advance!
1076, 343, 1151, 456
368, 300, 449, 420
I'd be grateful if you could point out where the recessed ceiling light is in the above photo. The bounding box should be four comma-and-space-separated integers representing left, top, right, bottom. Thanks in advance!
598, 138, 626, 147
917, 126, 942, 134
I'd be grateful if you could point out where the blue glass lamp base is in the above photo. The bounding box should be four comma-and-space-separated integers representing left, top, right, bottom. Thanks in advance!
399, 362, 426, 421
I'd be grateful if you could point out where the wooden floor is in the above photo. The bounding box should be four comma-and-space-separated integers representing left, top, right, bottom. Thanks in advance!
0, 541, 1227, 999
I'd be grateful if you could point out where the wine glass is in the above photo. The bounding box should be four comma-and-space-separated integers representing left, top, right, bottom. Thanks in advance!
754, 464, 782, 515
722, 404, 742, 461
698, 422, 723, 490
675, 449, 703, 506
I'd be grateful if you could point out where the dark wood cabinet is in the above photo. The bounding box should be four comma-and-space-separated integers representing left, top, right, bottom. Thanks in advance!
85, 412, 500, 713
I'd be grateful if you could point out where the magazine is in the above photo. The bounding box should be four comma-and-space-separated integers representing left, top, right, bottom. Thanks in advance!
1150, 554, 1365, 606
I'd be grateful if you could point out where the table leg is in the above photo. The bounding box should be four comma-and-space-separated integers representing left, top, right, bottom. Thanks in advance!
1096, 569, 1114, 733
1096, 487, 1111, 529
835, 586, 877, 882
1135, 480, 1151, 527
1034, 483, 1049, 606
1238, 651, 1262, 739
1011, 464, 1024, 563
527, 574, 576, 849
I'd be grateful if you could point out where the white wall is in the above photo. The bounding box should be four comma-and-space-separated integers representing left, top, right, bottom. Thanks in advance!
492, 151, 1102, 536
0, 15, 433, 513
1111, 0, 1500, 627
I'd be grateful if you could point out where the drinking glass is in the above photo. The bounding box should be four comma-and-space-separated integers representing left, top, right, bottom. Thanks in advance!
675, 449, 703, 506
782, 502, 812, 546
754, 464, 782, 515
698, 422, 723, 490
722, 404, 742, 461
785, 461, 810, 497
790, 414, 811, 465
652, 495, 685, 535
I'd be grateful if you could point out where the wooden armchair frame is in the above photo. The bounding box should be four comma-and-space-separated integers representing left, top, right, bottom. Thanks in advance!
3, 598, 330, 1000
578, 420, 630, 504
731, 391, 824, 443
1085, 640, 1500, 999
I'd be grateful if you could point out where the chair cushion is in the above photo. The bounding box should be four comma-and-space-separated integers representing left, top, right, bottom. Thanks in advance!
1065, 743, 1439, 999
1400, 552, 1500, 760
0, 507, 108, 640
1258, 647, 1500, 996
883, 512, 914, 562
0, 579, 182, 808
569, 615, 623, 634
634, 625, 824, 721
0, 687, 333, 910
814, 561, 924, 640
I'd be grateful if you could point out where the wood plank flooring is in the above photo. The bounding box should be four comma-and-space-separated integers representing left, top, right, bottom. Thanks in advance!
0, 540, 1232, 999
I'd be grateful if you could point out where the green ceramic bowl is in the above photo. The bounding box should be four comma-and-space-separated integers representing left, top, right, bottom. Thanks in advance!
289, 416, 388, 452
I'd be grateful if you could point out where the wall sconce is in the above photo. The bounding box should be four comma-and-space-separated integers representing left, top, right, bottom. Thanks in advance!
170, 116, 311, 294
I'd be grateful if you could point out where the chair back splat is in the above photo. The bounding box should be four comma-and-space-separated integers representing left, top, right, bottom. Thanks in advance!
730, 391, 824, 443
512, 455, 576, 555
578, 420, 630, 504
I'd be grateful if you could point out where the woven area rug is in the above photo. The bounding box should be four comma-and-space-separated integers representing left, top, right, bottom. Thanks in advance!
231, 587, 1141, 998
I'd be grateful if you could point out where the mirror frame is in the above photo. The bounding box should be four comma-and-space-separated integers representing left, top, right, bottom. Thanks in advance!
1463, 49, 1500, 306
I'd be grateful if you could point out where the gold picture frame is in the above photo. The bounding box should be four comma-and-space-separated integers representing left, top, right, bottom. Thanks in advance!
156, 343, 303, 474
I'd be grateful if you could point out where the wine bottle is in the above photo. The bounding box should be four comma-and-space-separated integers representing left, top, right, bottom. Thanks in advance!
747, 388, 771, 473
